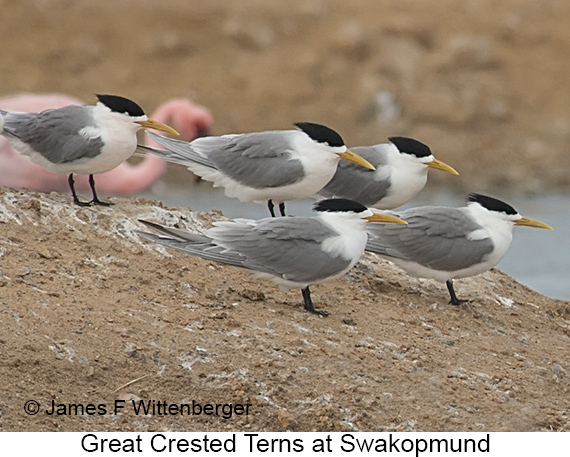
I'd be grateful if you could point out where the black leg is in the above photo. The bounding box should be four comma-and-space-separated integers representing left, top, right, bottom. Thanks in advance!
267, 200, 276, 217
446, 279, 463, 306
279, 202, 286, 217
301, 286, 329, 317
88, 174, 112, 206
68, 174, 91, 206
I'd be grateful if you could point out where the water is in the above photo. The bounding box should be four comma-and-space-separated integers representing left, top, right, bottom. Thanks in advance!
141, 182, 570, 301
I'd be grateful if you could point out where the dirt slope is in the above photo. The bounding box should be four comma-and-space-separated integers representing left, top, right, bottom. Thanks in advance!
0, 189, 569, 432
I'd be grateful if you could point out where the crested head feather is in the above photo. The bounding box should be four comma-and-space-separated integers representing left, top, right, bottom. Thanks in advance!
389, 137, 432, 158
467, 193, 518, 215
96, 94, 145, 117
314, 198, 368, 213
294, 122, 345, 148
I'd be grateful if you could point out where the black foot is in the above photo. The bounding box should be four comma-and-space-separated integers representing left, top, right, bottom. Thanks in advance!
69, 174, 91, 206
91, 198, 113, 207
279, 202, 286, 217
73, 198, 93, 207
301, 287, 329, 317
308, 308, 330, 317
446, 279, 464, 306
88, 174, 113, 206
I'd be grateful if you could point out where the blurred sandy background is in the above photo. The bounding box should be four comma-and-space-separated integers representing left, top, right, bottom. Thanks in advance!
2, 0, 570, 193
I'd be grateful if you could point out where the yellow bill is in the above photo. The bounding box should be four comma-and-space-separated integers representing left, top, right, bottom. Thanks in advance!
365, 213, 407, 225
515, 216, 553, 230
339, 149, 376, 171
137, 119, 179, 136
428, 158, 459, 175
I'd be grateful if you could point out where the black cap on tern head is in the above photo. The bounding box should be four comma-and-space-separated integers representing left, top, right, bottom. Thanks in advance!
294, 122, 345, 148
96, 94, 145, 117
389, 137, 432, 158
314, 198, 368, 213
467, 193, 518, 215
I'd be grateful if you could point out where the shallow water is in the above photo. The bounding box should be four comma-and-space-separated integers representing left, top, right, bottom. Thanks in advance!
141, 182, 570, 301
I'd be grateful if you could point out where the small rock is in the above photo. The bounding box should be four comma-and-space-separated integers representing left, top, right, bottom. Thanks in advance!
343, 317, 357, 326
240, 289, 266, 301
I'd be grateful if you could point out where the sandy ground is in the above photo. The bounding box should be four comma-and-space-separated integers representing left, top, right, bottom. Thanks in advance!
0, 189, 569, 432
0, 0, 570, 432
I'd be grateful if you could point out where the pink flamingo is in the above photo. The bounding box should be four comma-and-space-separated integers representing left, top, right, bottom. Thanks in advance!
0, 93, 213, 196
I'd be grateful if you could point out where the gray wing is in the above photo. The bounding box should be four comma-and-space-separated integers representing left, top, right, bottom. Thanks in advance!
137, 232, 249, 268
144, 132, 217, 168
137, 220, 248, 268
319, 144, 390, 206
138, 217, 351, 284
209, 217, 352, 283
148, 130, 305, 189
366, 206, 495, 271
1, 105, 104, 163
138, 219, 211, 243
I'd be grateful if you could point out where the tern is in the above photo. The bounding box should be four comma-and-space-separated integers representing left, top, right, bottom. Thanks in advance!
318, 136, 458, 209
139, 122, 376, 217
137, 198, 407, 316
0, 94, 178, 206
365, 193, 553, 305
